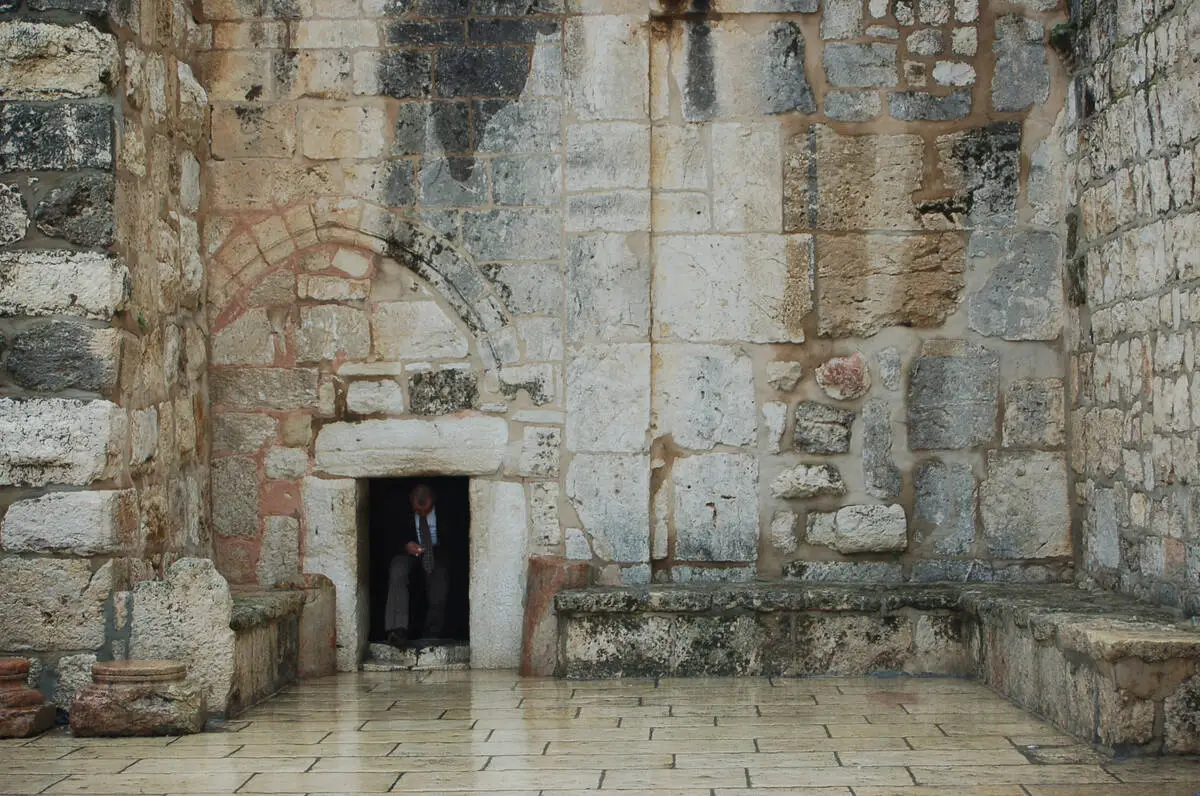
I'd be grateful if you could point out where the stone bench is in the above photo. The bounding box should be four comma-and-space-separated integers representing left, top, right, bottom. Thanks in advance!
555, 582, 1200, 755
226, 576, 336, 716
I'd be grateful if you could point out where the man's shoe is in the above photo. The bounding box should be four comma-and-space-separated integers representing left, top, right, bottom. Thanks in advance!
386, 630, 408, 649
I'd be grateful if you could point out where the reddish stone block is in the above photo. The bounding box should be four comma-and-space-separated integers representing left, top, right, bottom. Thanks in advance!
0, 657, 55, 738
521, 556, 590, 677
70, 660, 205, 737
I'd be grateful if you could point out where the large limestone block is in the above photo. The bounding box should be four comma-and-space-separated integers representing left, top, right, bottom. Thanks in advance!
564, 15, 649, 121
785, 126, 925, 231
673, 453, 760, 562
1, 489, 137, 555
770, 463, 845, 498
807, 504, 907, 553
211, 456, 259, 538
0, 398, 124, 486
0, 22, 117, 100
711, 123, 782, 232
815, 233, 965, 337
295, 305, 370, 363
652, 345, 756, 451
315, 416, 507, 477
980, 451, 1069, 559
469, 480, 528, 668
302, 478, 364, 672
566, 453, 650, 563
130, 559, 236, 714
210, 368, 319, 410
653, 234, 810, 343
567, 233, 650, 343
0, 558, 111, 651
0, 251, 128, 319
212, 309, 275, 365
372, 301, 469, 360
566, 344, 650, 453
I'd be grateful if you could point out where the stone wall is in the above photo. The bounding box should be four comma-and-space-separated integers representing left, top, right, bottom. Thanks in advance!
1069, 0, 1200, 609
0, 0, 212, 706
197, 0, 1075, 673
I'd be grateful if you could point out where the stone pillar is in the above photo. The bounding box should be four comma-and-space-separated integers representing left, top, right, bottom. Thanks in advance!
69, 660, 205, 737
0, 658, 55, 738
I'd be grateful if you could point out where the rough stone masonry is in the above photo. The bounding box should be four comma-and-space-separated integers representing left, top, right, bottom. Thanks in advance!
0, 0, 1195, 700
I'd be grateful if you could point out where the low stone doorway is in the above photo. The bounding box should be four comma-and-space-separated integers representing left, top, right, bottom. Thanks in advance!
366, 476, 471, 646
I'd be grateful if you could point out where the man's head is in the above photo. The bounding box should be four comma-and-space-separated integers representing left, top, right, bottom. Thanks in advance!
410, 483, 435, 516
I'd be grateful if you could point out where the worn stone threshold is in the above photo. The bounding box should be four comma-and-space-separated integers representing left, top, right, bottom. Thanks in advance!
362, 642, 470, 671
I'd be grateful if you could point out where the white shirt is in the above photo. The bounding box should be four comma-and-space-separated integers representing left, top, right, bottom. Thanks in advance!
414, 509, 438, 546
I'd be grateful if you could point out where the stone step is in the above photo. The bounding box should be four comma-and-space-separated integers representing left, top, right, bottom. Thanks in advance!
362, 642, 470, 671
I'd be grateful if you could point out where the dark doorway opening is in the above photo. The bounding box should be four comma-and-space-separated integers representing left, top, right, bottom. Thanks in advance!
367, 476, 470, 644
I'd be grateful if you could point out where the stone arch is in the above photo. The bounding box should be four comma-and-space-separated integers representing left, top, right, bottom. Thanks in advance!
207, 199, 515, 370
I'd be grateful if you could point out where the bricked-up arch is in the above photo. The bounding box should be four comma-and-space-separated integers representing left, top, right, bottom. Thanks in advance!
207, 199, 514, 369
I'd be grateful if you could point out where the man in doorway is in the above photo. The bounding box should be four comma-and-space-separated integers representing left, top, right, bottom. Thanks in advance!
385, 483, 450, 648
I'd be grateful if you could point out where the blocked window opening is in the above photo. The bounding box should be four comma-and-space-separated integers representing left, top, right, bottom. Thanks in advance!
367, 476, 471, 645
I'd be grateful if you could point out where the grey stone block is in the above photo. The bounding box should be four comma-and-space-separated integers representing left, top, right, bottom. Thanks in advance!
992, 15, 1049, 112
888, 90, 972, 121
377, 50, 432, 99
482, 262, 562, 315
473, 99, 560, 153
807, 504, 907, 553
462, 208, 559, 261
783, 560, 903, 583
29, 0, 107, 9
6, 321, 119, 393
862, 399, 901, 499
823, 90, 881, 121
822, 43, 897, 87
673, 453, 759, 562
0, 103, 112, 171
907, 341, 999, 450
770, 463, 846, 498
793, 402, 854, 454
820, 0, 863, 39
1002, 378, 1065, 448
211, 456, 259, 538
492, 154, 560, 206
393, 101, 469, 155
966, 231, 1064, 341
380, 161, 416, 206
408, 369, 478, 415
567, 233, 649, 342
566, 453, 650, 563
761, 22, 817, 114
914, 459, 976, 555
435, 47, 529, 97
33, 173, 114, 248
980, 451, 1069, 559
419, 156, 488, 205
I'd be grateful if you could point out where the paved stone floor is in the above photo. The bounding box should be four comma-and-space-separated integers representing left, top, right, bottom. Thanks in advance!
3, 670, 1200, 794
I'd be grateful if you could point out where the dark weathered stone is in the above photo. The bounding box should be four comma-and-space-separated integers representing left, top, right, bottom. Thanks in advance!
914, 459, 976, 554
419, 157, 487, 205
377, 50, 432, 99
470, 0, 562, 14
393, 101, 470, 155
435, 47, 529, 98
383, 0, 469, 16
862, 399, 900, 499
907, 341, 999, 450
793, 401, 853, 454
782, 561, 903, 583
408, 369, 478, 415
889, 90, 972, 121
33, 173, 115, 248
0, 103, 113, 172
468, 18, 559, 44
380, 161, 416, 206
760, 22, 816, 115
938, 123, 1020, 228
6, 321, 118, 393
386, 20, 465, 45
